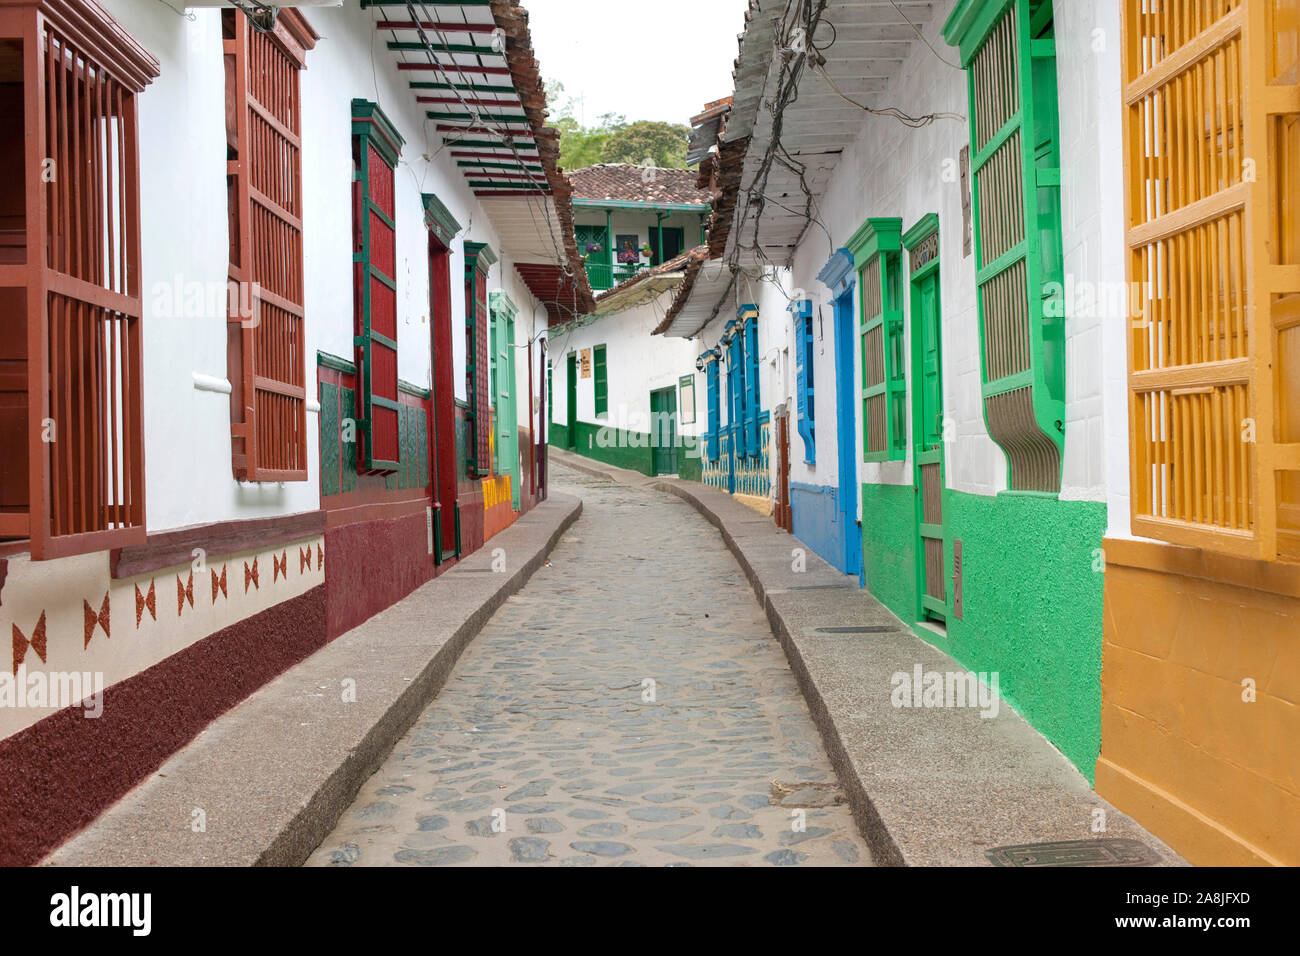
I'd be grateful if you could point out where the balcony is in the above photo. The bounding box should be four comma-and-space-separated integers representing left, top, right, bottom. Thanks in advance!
585, 261, 649, 292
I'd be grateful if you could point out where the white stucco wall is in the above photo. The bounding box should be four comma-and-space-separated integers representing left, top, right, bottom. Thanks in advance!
547, 295, 699, 446
102, 0, 544, 534
776, 0, 1124, 520
689, 269, 791, 457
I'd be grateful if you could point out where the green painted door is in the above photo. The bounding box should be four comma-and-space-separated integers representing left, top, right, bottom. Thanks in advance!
576, 224, 612, 290
650, 387, 678, 475
912, 264, 947, 625
566, 352, 577, 449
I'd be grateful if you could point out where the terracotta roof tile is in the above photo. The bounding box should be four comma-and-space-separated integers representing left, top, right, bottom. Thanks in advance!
567, 164, 711, 206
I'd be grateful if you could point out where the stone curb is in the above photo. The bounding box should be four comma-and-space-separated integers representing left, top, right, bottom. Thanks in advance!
45, 493, 582, 867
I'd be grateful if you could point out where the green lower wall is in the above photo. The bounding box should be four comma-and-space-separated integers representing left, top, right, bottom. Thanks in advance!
574, 421, 654, 475
861, 484, 919, 623
678, 449, 702, 483
550, 419, 703, 479
862, 483, 1106, 781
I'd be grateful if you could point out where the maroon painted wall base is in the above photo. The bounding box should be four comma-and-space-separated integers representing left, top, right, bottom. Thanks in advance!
324, 510, 437, 640
0, 585, 327, 866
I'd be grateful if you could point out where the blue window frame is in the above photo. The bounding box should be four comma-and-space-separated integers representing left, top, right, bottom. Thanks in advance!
702, 350, 721, 462
741, 305, 760, 458
790, 298, 815, 464
725, 319, 745, 458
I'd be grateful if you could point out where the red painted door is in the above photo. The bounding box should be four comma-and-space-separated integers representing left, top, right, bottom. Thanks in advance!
429, 237, 458, 557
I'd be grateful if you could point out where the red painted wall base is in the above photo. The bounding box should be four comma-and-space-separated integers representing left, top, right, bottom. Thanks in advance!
0, 585, 327, 866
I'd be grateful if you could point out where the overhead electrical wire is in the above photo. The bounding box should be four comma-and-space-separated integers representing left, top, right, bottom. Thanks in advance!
399, 1, 584, 319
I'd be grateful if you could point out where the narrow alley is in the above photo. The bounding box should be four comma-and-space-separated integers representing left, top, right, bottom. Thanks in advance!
307, 466, 869, 867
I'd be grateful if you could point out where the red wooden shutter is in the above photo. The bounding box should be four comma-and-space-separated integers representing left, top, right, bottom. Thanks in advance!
351, 99, 403, 474
224, 10, 314, 481
464, 242, 495, 477
1, 0, 158, 558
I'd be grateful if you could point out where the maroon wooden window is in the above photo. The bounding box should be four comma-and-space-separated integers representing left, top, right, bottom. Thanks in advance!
351, 99, 402, 474
464, 242, 495, 477
0, 0, 158, 559
223, 9, 315, 482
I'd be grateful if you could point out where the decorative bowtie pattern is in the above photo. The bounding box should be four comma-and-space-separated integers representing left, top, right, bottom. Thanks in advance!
273, 551, 287, 583
211, 564, 228, 603
135, 579, 157, 628
176, 571, 195, 616
299, 546, 313, 574
12, 612, 47, 675
83, 592, 110, 647
245, 557, 259, 593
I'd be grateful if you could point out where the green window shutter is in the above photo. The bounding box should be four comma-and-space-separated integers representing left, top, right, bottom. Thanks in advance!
489, 291, 518, 483
546, 359, 553, 426
848, 218, 905, 463
593, 344, 608, 416
944, 0, 1065, 493
351, 100, 405, 474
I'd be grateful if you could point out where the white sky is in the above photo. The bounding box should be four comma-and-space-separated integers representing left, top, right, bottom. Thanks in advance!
523, 0, 751, 127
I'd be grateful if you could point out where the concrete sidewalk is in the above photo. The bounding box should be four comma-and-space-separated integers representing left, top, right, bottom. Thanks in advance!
46, 493, 582, 867
548, 448, 1186, 867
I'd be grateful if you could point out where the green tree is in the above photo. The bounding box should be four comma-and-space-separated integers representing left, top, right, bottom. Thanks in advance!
545, 78, 629, 172
601, 121, 690, 168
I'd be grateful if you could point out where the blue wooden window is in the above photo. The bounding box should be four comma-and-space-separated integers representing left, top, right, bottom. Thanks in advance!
741, 305, 760, 458
791, 299, 815, 464
725, 322, 745, 458
703, 351, 720, 462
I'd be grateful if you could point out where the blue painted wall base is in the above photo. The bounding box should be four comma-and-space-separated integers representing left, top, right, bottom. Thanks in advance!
791, 482, 856, 576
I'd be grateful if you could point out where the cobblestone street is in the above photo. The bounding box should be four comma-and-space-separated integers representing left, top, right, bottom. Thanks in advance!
307, 465, 870, 867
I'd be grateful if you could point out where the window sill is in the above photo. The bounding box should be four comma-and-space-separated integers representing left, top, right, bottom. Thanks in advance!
1103, 536, 1300, 600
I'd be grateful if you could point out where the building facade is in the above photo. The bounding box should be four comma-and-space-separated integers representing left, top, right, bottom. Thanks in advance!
588, 0, 1298, 866
0, 0, 592, 865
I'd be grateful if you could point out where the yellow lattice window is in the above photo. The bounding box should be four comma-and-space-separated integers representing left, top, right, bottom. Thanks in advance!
1123, 0, 1300, 561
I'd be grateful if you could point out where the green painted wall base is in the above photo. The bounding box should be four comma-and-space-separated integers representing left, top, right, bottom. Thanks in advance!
861, 484, 919, 622
678, 449, 703, 484
861, 483, 1105, 781
549, 420, 703, 479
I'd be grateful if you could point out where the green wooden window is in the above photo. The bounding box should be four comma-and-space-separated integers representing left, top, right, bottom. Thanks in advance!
490, 291, 519, 498
848, 218, 905, 463
944, 0, 1065, 493
546, 358, 553, 427
351, 100, 404, 474
904, 215, 944, 452
593, 344, 608, 417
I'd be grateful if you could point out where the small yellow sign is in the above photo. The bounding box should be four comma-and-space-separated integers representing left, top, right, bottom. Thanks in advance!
580, 348, 592, 379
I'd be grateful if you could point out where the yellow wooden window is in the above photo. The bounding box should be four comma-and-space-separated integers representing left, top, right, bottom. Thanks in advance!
1122, 0, 1300, 561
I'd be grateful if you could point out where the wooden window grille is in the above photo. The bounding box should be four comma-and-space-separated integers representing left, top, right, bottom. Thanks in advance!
1122, 0, 1300, 560
0, 0, 158, 558
464, 241, 495, 477
790, 298, 816, 464
224, 10, 315, 482
592, 344, 608, 417
849, 217, 906, 463
741, 305, 761, 458
944, 0, 1066, 493
350, 99, 403, 475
